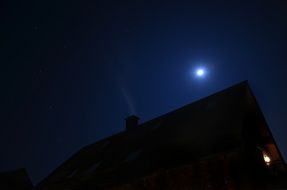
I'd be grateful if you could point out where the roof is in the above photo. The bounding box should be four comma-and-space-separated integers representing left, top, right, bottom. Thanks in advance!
37, 81, 281, 189
0, 168, 33, 190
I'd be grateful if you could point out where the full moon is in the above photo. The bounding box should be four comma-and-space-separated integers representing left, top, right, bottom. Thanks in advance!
196, 69, 205, 76
195, 68, 206, 77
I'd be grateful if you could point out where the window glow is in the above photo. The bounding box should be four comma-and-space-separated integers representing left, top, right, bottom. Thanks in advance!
263, 154, 271, 165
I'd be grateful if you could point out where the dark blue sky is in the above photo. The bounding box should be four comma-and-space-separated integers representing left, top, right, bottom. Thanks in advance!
2, 0, 287, 184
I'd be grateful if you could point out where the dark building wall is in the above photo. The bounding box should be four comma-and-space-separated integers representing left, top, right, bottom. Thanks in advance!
102, 152, 239, 190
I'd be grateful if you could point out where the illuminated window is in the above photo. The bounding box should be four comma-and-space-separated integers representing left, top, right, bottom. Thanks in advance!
263, 152, 271, 166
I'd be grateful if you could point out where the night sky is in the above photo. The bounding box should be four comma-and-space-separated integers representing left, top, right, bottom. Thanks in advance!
2, 0, 287, 184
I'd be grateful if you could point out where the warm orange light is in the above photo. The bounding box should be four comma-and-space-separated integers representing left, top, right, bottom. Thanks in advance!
263, 154, 271, 165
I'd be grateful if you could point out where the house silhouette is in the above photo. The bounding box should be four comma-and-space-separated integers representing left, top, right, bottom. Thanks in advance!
36, 81, 286, 190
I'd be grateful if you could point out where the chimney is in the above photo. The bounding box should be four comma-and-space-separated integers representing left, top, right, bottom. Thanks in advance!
125, 115, 139, 130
